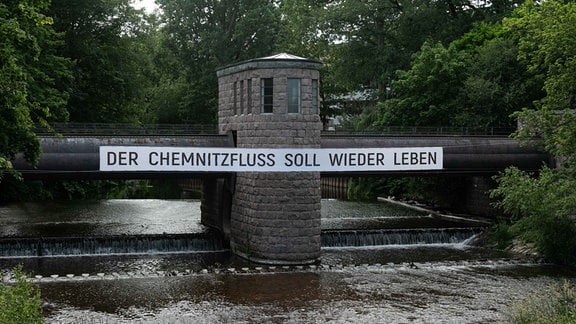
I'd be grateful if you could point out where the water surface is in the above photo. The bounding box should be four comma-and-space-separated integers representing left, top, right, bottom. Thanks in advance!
0, 199, 573, 323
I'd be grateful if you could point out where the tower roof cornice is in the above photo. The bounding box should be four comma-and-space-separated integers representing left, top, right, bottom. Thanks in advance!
216, 53, 322, 77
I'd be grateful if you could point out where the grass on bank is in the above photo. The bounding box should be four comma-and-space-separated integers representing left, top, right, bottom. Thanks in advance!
0, 265, 43, 324
508, 280, 576, 323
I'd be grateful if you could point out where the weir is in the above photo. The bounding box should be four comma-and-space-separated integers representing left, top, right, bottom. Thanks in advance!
0, 227, 482, 258
0, 233, 226, 258
201, 54, 505, 264
322, 228, 482, 248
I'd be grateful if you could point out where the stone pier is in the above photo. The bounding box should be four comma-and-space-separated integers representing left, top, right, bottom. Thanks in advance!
213, 53, 323, 264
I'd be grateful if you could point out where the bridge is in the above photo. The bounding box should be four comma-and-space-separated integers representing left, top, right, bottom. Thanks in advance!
9, 54, 552, 265
13, 125, 547, 178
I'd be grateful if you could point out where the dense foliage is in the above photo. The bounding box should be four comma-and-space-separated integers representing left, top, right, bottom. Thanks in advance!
506, 0, 576, 160
364, 19, 542, 130
492, 167, 576, 264
490, 0, 576, 265
47, 0, 155, 123
155, 0, 281, 124
0, 0, 70, 180
0, 0, 542, 176
323, 0, 493, 93
0, 266, 43, 324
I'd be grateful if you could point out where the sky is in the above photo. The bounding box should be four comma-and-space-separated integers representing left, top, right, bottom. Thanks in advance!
132, 0, 159, 14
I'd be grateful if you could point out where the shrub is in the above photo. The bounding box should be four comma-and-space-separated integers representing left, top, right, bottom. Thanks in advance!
492, 166, 576, 265
508, 281, 576, 323
489, 223, 515, 250
0, 265, 43, 324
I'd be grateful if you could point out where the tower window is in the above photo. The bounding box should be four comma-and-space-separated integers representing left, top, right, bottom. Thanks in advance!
240, 80, 244, 115
247, 79, 252, 114
261, 78, 273, 113
233, 81, 237, 115
287, 78, 301, 113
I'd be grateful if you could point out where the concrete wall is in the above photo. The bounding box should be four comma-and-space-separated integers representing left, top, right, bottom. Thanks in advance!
216, 56, 323, 264
464, 176, 501, 219
200, 176, 232, 241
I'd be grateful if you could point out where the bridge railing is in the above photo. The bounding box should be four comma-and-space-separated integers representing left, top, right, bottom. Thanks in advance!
322, 126, 515, 136
35, 123, 219, 136
35, 123, 515, 137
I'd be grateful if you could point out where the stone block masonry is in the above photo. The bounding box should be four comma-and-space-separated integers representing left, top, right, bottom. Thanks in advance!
214, 54, 323, 264
231, 172, 321, 263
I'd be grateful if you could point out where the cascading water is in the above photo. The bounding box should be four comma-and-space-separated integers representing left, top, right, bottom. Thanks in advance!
0, 199, 486, 258
321, 227, 483, 247
0, 227, 483, 258
0, 232, 226, 258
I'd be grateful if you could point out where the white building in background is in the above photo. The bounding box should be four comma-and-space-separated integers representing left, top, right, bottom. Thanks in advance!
325, 88, 378, 131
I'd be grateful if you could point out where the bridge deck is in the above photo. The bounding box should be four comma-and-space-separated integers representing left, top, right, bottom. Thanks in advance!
321, 135, 548, 176
11, 132, 550, 179
13, 135, 232, 179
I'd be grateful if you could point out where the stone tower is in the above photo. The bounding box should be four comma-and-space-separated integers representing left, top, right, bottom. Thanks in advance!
216, 53, 323, 264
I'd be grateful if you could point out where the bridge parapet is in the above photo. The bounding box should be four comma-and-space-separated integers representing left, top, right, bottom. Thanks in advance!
35, 123, 515, 137
35, 123, 218, 136
13, 135, 231, 179
321, 135, 550, 175
12, 133, 549, 179
322, 126, 515, 137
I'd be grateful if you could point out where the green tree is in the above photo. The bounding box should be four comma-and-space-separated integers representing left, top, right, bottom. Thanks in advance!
277, 0, 329, 58
491, 0, 576, 265
296, 0, 524, 128
155, 0, 281, 124
492, 167, 576, 264
323, 0, 519, 96
456, 38, 541, 128
48, 0, 154, 123
276, 0, 344, 126
373, 21, 542, 129
1, 0, 70, 179
505, 0, 576, 160
375, 41, 469, 127
347, 6, 540, 205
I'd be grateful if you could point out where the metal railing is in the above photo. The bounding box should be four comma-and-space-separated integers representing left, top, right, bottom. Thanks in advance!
35, 123, 219, 136
35, 123, 514, 137
322, 126, 515, 136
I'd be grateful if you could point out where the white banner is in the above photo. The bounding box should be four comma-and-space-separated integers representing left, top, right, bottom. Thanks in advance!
99, 146, 443, 172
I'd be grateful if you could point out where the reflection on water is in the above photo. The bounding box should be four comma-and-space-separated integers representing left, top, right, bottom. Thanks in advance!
321, 199, 426, 218
0, 199, 481, 236
43, 272, 327, 313
0, 199, 205, 237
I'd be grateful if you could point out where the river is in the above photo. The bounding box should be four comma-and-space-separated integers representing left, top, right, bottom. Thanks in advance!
1, 199, 574, 323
